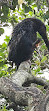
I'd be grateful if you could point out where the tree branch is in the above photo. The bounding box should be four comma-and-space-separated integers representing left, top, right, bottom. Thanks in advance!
11, 62, 49, 88
0, 77, 44, 110
0, 61, 49, 111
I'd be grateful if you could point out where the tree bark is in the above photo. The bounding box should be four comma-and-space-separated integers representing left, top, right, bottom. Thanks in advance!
0, 76, 45, 111
11, 62, 49, 88
0, 61, 49, 111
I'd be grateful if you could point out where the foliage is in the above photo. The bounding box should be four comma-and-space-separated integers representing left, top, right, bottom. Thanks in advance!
0, 105, 14, 111
0, 0, 49, 77
0, 28, 4, 36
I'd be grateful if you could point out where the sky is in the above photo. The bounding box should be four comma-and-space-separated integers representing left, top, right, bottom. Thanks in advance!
0, 24, 13, 44
37, 68, 49, 80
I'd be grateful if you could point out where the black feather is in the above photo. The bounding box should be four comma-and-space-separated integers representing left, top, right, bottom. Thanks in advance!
8, 18, 49, 68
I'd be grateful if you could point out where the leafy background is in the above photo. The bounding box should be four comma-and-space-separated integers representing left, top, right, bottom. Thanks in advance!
0, 0, 49, 77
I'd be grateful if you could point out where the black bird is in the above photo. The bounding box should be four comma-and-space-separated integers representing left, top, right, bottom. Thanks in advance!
8, 18, 49, 69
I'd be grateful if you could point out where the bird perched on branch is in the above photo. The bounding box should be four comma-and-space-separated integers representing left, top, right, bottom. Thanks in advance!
8, 18, 49, 69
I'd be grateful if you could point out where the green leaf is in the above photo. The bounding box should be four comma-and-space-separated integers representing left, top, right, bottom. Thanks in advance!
41, 56, 47, 63
31, 4, 37, 9
4, 36, 10, 43
35, 59, 40, 65
29, 11, 33, 16
0, 28, 4, 36
2, 42, 7, 48
35, 67, 41, 74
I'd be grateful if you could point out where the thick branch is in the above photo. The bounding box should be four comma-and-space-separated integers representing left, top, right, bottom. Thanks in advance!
22, 75, 49, 88
0, 77, 49, 111
0, 77, 28, 106
0, 77, 44, 111
0, 61, 49, 111
11, 62, 49, 88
